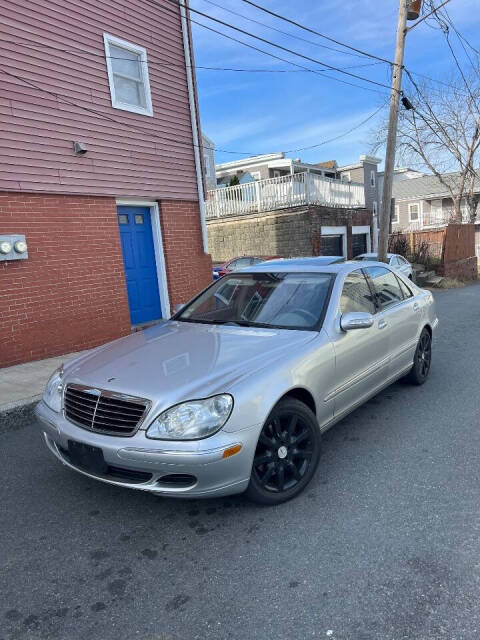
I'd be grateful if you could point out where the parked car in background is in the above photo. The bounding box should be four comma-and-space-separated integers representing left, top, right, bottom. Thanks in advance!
36, 260, 437, 505
213, 255, 279, 280
354, 253, 414, 280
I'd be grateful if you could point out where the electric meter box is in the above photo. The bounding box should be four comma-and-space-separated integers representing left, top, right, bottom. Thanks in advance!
0, 235, 28, 261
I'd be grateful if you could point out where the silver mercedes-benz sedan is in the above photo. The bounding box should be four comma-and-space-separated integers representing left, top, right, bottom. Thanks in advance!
35, 260, 437, 505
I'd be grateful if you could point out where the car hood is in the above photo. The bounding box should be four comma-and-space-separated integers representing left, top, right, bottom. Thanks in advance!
64, 321, 317, 409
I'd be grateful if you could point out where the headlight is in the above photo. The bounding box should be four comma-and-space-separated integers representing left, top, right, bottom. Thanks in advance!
42, 366, 64, 413
146, 394, 233, 440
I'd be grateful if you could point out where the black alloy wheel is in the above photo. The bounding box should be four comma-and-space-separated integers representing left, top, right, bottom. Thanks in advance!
406, 328, 432, 385
246, 398, 321, 505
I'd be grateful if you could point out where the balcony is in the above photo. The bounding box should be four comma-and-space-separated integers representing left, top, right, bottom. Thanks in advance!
206, 172, 365, 219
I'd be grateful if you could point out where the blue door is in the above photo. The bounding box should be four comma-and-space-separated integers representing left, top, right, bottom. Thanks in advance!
117, 206, 162, 325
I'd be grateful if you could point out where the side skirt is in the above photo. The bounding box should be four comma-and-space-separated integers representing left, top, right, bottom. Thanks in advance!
319, 364, 413, 434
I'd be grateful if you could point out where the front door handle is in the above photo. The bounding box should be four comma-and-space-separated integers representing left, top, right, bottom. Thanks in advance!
378, 319, 387, 330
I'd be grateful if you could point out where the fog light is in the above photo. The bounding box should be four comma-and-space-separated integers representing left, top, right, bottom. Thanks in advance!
222, 444, 242, 458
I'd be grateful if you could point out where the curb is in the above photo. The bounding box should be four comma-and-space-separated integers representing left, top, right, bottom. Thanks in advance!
0, 397, 40, 434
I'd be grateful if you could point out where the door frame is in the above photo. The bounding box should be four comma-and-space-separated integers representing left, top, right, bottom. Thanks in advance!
352, 225, 372, 253
321, 226, 347, 257
116, 199, 170, 319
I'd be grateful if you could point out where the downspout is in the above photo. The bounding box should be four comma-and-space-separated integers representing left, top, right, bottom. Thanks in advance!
179, 0, 209, 253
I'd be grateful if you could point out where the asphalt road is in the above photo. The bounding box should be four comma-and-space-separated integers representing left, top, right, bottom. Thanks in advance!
2, 284, 480, 640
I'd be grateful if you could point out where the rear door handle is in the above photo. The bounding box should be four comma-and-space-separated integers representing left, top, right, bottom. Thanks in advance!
378, 319, 387, 330
413, 302, 420, 312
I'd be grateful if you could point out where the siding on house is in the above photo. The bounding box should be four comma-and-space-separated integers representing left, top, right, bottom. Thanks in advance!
362, 161, 378, 212
0, 0, 198, 200
392, 196, 476, 229
216, 163, 271, 185
338, 162, 379, 211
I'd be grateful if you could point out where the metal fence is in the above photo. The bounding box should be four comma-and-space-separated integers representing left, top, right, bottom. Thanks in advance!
206, 172, 365, 219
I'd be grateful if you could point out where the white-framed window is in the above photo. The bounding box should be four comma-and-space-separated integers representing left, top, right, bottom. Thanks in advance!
250, 171, 261, 181
203, 153, 211, 178
391, 205, 399, 224
430, 198, 443, 223
341, 172, 351, 182
408, 202, 420, 222
273, 170, 281, 178
373, 201, 377, 216
370, 170, 376, 187
103, 33, 153, 117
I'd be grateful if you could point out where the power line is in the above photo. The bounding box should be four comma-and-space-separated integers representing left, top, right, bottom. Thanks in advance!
200, 0, 373, 61
437, 6, 480, 56
157, 0, 391, 95
238, 0, 394, 65
12, 34, 464, 96
282, 102, 387, 153
441, 8, 479, 69
8, 38, 384, 73
0, 66, 387, 156
156, 0, 395, 92
405, 68, 474, 95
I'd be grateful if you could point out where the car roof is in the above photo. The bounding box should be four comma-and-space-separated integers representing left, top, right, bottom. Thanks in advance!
245, 259, 390, 275
263, 256, 344, 268
357, 252, 395, 259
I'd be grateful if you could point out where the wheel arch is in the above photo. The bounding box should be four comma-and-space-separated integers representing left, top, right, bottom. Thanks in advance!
276, 387, 317, 416
423, 323, 432, 338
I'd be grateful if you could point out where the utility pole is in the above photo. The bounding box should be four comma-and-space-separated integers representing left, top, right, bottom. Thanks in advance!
377, 0, 410, 263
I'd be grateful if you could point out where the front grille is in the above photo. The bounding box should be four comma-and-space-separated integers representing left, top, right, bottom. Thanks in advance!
64, 384, 149, 437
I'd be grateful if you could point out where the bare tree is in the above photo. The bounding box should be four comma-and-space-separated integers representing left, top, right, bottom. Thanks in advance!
373, 67, 480, 222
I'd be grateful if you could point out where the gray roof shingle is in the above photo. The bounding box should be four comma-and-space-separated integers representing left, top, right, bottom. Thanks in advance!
393, 170, 480, 201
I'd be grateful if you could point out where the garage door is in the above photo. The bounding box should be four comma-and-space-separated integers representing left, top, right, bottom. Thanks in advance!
352, 233, 368, 257
321, 234, 343, 256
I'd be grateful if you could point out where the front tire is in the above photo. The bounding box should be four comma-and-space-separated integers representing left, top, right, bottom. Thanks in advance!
246, 398, 321, 505
406, 328, 432, 385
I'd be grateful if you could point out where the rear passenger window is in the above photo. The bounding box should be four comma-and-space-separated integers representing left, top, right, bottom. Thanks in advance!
340, 269, 376, 315
365, 266, 403, 310
397, 276, 413, 299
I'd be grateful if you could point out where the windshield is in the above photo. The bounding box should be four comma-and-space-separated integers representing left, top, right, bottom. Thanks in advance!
176, 272, 334, 330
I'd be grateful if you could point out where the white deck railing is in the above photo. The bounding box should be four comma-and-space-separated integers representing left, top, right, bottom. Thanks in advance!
206, 172, 365, 219
396, 209, 462, 232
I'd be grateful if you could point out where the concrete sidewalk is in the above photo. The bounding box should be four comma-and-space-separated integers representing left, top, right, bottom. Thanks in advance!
0, 352, 81, 432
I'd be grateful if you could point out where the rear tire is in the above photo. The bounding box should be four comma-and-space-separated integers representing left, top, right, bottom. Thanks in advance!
246, 398, 321, 505
405, 328, 432, 385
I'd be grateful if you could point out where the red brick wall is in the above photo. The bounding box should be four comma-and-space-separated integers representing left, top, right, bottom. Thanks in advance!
0, 192, 131, 368
160, 200, 213, 308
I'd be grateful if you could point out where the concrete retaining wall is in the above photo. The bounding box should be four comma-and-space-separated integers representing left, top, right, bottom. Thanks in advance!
206, 205, 372, 261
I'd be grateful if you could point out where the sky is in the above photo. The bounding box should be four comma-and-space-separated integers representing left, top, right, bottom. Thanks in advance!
189, 0, 480, 169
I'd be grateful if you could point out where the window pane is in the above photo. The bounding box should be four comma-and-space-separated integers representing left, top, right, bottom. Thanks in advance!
340, 269, 376, 314
397, 276, 413, 299
135, 214, 144, 225
113, 74, 145, 107
118, 214, 128, 224
409, 205, 419, 220
179, 272, 333, 330
110, 44, 142, 79
234, 258, 251, 269
365, 266, 403, 310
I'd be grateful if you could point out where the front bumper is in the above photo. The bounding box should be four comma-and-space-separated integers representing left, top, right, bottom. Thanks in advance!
35, 401, 261, 498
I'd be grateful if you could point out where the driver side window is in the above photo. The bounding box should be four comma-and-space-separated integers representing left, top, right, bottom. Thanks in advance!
340, 269, 376, 315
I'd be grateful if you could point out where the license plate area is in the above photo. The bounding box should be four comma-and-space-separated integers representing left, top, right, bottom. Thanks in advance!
67, 440, 107, 475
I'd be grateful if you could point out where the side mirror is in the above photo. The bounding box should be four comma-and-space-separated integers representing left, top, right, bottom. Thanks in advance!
340, 312, 374, 331
172, 303, 185, 316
